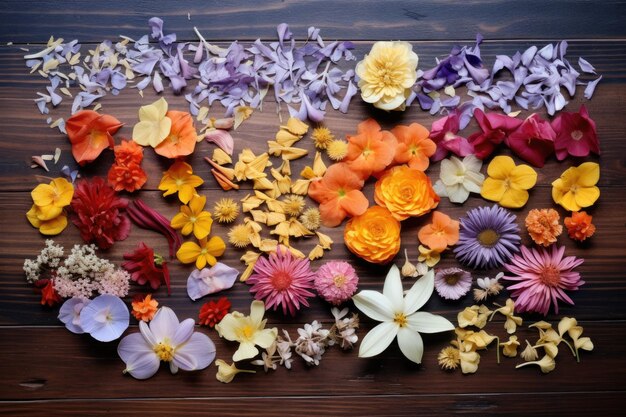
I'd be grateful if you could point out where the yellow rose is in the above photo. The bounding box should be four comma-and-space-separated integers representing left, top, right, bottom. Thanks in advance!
344, 206, 401, 264
355, 41, 418, 111
374, 165, 439, 221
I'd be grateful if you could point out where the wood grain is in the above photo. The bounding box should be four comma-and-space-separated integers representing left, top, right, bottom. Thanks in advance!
0, 2, 625, 416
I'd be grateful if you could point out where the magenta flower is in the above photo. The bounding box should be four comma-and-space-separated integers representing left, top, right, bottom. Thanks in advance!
430, 112, 473, 161
247, 246, 316, 316
505, 113, 556, 167
468, 109, 522, 159
551, 105, 599, 160
503, 245, 584, 316
314, 261, 359, 305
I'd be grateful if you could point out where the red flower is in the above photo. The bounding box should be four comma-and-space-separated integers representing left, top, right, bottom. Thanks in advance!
108, 163, 148, 192
35, 279, 61, 306
198, 297, 231, 327
551, 105, 600, 161
468, 108, 522, 159
70, 177, 131, 249
113, 139, 144, 166
505, 113, 555, 167
122, 242, 171, 294
430, 112, 473, 161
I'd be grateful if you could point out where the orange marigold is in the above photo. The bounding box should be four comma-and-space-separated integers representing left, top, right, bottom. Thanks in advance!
344, 206, 401, 264
131, 294, 159, 322
418, 211, 460, 252
525, 208, 563, 246
564, 211, 596, 242
374, 165, 439, 221
113, 139, 143, 165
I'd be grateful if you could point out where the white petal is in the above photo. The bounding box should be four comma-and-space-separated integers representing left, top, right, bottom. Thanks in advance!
358, 321, 398, 358
403, 269, 435, 315
250, 300, 266, 328
448, 184, 470, 204
407, 312, 455, 334
233, 342, 259, 362
462, 154, 483, 173
433, 180, 448, 197
352, 290, 395, 322
118, 333, 153, 364
172, 318, 195, 346
440, 159, 461, 186
383, 265, 404, 311
397, 327, 424, 364
150, 307, 179, 342
123, 352, 160, 380
139, 321, 157, 346
173, 332, 216, 371
253, 328, 278, 349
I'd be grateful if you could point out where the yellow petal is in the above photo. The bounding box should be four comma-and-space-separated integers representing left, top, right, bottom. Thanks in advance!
141, 97, 168, 120
234, 106, 253, 130
480, 178, 506, 202
576, 162, 600, 187
195, 255, 208, 269
193, 216, 213, 240
557, 191, 580, 211
206, 236, 226, 257
212, 148, 232, 165
574, 186, 600, 208
275, 130, 301, 147
509, 164, 537, 190
50, 178, 74, 207
284, 117, 309, 136
189, 195, 207, 214
31, 183, 55, 207
499, 188, 529, 209
253, 177, 274, 190
133, 119, 172, 147
171, 212, 189, 230
176, 241, 202, 264
290, 179, 310, 195
487, 155, 515, 179
26, 204, 42, 228
316, 231, 333, 249
39, 214, 68, 235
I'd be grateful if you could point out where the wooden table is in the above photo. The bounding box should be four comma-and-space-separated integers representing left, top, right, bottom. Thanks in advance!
1, 1, 625, 415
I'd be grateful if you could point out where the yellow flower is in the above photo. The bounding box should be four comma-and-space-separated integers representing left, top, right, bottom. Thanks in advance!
132, 97, 172, 147
438, 346, 460, 370
215, 300, 278, 362
215, 359, 255, 383
520, 340, 539, 361
490, 298, 523, 334
176, 236, 226, 269
457, 305, 491, 329
355, 41, 418, 111
551, 162, 600, 211
500, 335, 520, 357
326, 139, 348, 161
26, 204, 68, 235
451, 339, 480, 374
170, 195, 213, 239
30, 177, 74, 220
213, 198, 240, 223
418, 245, 441, 267
481, 155, 537, 208
311, 126, 334, 149
158, 160, 204, 204
516, 354, 556, 374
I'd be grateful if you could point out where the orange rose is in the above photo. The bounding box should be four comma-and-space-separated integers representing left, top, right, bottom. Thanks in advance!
374, 165, 439, 221
344, 206, 401, 264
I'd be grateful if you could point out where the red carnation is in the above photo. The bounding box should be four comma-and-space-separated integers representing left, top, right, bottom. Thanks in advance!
198, 297, 231, 327
122, 242, 171, 294
70, 177, 131, 249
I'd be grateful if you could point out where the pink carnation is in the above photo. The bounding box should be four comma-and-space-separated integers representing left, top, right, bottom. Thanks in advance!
314, 261, 359, 305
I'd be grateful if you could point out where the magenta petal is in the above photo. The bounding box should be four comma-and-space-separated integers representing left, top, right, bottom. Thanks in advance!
506, 113, 555, 167
440, 133, 474, 157
205, 129, 234, 155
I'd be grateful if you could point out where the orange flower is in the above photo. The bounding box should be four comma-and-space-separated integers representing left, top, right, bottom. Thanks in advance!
344, 206, 401, 264
131, 294, 159, 322
418, 211, 460, 251
113, 139, 143, 165
108, 163, 147, 192
344, 119, 397, 178
564, 211, 596, 242
155, 111, 198, 158
525, 208, 563, 246
374, 165, 439, 221
392, 123, 436, 171
308, 163, 369, 227
66, 110, 123, 165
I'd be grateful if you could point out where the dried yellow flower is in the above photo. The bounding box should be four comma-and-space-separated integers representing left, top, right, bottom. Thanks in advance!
438, 346, 460, 370
316, 231, 333, 249
516, 354, 555, 374
214, 198, 239, 223
299, 207, 321, 231
308, 245, 325, 261
500, 335, 520, 358
212, 148, 232, 165
520, 340, 539, 361
240, 251, 261, 282
326, 139, 348, 161
311, 126, 335, 150
490, 298, 522, 334
282, 117, 309, 136
228, 224, 252, 248
282, 195, 305, 217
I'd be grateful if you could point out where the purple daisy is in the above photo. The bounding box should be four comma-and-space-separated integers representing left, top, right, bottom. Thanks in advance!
454, 205, 521, 269
435, 267, 472, 300
247, 246, 316, 316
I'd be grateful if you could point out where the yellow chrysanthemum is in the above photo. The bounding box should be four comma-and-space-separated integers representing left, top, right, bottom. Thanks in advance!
213, 198, 240, 223
170, 195, 213, 239
551, 162, 600, 212
480, 156, 537, 209
311, 126, 334, 150
326, 140, 348, 161
355, 41, 419, 111
158, 160, 204, 204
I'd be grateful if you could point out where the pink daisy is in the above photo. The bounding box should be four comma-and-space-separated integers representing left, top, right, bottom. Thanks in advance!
434, 267, 472, 300
503, 245, 584, 316
247, 246, 316, 316
314, 261, 359, 305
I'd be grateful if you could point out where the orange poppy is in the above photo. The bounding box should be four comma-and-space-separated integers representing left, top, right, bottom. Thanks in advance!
417, 211, 460, 252
344, 118, 397, 178
66, 110, 123, 166
154, 111, 198, 158
308, 163, 369, 227
392, 123, 436, 171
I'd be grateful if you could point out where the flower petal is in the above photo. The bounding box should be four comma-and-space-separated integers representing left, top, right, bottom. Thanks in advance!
509, 164, 538, 190
358, 321, 398, 358
487, 155, 515, 179
576, 162, 600, 187
173, 332, 216, 371
396, 326, 424, 364
574, 186, 600, 208
383, 265, 404, 310
499, 188, 529, 209
149, 306, 179, 343
233, 341, 259, 362
406, 311, 455, 334
252, 328, 278, 349
403, 269, 435, 315
172, 318, 195, 346
121, 350, 160, 380
352, 290, 395, 322
481, 178, 506, 202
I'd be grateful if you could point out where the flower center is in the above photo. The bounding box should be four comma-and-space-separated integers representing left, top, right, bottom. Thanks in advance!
571, 130, 583, 141
270, 269, 293, 291
189, 216, 197, 223
394, 312, 408, 327
333, 274, 347, 288
477, 229, 499, 247
362, 146, 372, 158
539, 265, 561, 287
444, 273, 462, 286
376, 62, 399, 87
154, 341, 174, 362
399, 185, 414, 200
168, 134, 179, 145
241, 324, 255, 340
175, 178, 184, 187
409, 144, 421, 156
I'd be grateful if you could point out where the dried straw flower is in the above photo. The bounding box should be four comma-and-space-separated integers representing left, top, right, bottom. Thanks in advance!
282, 195, 305, 217
299, 207, 321, 231
326, 139, 348, 161
228, 224, 252, 248
214, 198, 240, 223
311, 126, 335, 150
438, 346, 460, 370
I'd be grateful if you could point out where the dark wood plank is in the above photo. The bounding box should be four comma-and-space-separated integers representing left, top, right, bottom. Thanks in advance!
1, 392, 625, 417
0, 323, 621, 400
1, 1, 626, 43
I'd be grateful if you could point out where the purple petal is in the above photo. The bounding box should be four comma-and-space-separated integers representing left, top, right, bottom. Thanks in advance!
584, 75, 602, 99
578, 57, 596, 74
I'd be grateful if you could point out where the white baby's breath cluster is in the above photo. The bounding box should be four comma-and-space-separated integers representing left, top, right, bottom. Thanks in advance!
23, 239, 64, 283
